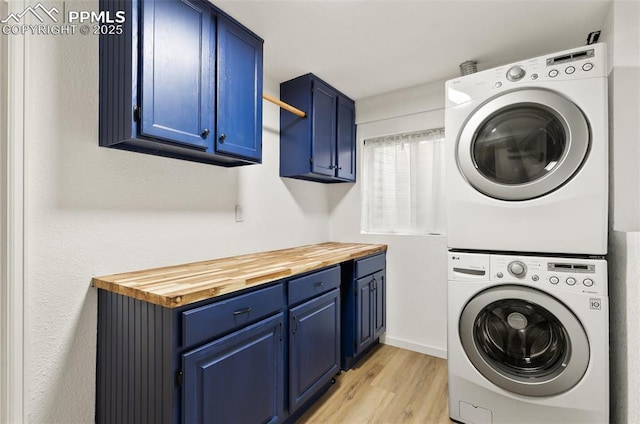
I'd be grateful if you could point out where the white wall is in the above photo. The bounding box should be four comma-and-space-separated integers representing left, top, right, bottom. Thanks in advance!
605, 0, 640, 232
22, 12, 330, 422
329, 81, 449, 358
602, 1, 640, 423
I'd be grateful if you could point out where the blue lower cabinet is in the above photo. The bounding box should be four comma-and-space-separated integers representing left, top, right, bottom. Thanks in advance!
96, 260, 385, 423
342, 253, 387, 370
356, 275, 374, 352
373, 270, 386, 340
96, 283, 285, 424
183, 313, 285, 424
357, 270, 386, 351
96, 291, 176, 424
289, 288, 341, 414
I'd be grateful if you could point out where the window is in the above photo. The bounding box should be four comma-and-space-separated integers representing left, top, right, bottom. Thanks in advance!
361, 129, 445, 235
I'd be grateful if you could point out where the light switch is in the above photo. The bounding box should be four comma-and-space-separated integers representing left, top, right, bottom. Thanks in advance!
235, 205, 244, 222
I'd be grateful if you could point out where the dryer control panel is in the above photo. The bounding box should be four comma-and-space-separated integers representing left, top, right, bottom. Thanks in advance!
446, 42, 606, 98
490, 43, 606, 89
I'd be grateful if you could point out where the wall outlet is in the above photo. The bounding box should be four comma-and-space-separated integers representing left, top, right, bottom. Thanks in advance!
235, 205, 244, 222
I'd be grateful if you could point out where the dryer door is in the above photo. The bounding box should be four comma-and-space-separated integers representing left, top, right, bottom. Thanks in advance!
457, 88, 590, 200
459, 285, 589, 397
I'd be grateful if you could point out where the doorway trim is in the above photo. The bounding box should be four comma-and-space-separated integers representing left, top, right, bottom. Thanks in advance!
1, 0, 26, 422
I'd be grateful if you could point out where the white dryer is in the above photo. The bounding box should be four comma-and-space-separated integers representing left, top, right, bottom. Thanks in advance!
445, 44, 608, 255
447, 251, 609, 424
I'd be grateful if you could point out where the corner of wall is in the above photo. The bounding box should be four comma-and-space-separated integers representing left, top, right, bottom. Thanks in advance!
608, 231, 628, 424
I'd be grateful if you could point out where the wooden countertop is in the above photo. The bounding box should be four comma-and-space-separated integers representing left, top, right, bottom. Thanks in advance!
92, 242, 387, 308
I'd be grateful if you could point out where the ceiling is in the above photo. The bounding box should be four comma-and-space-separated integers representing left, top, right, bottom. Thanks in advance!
214, 0, 612, 100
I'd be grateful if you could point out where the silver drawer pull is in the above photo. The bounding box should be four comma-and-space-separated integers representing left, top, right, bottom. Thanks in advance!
233, 307, 252, 316
314, 282, 324, 288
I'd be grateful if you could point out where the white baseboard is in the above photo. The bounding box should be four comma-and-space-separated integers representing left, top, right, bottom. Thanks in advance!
380, 335, 447, 359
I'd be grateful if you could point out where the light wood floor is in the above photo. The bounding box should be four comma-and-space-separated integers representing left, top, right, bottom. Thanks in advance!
297, 344, 454, 424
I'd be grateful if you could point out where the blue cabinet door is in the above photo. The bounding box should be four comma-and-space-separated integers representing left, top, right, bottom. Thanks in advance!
336, 96, 356, 181
182, 313, 285, 424
140, 0, 213, 148
373, 271, 386, 339
356, 276, 374, 353
311, 80, 337, 177
216, 15, 263, 162
289, 288, 340, 414
356, 271, 385, 355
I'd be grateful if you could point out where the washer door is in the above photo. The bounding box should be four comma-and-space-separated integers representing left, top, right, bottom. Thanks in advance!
457, 89, 590, 200
459, 285, 589, 397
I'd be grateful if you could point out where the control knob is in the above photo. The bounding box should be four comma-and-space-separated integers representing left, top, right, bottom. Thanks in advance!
506, 65, 526, 81
507, 261, 527, 278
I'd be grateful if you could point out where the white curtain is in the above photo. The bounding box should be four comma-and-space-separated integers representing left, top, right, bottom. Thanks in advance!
361, 129, 446, 235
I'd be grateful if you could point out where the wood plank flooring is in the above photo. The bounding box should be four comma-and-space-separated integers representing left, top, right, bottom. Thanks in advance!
297, 344, 454, 424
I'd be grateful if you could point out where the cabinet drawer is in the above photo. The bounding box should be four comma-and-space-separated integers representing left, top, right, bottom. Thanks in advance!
182, 283, 283, 348
355, 253, 386, 279
288, 266, 340, 306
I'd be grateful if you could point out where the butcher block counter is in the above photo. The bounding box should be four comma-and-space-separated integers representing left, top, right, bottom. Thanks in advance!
92, 241, 387, 308
94, 241, 388, 423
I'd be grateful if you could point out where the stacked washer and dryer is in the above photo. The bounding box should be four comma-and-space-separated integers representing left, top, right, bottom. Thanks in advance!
445, 44, 609, 423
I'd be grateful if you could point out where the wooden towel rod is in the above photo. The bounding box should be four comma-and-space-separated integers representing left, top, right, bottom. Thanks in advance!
262, 93, 307, 118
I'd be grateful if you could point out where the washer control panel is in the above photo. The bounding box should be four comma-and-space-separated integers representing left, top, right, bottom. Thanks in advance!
490, 254, 607, 295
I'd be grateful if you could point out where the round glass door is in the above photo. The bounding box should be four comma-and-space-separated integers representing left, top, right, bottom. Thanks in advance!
459, 285, 589, 397
457, 89, 590, 200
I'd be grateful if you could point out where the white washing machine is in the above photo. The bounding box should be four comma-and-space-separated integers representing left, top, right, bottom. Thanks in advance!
447, 251, 609, 424
445, 43, 608, 255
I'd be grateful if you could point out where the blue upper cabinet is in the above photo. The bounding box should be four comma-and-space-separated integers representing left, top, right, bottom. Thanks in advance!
336, 96, 356, 181
140, 0, 213, 149
99, 0, 263, 166
310, 80, 337, 177
217, 16, 263, 162
280, 74, 356, 183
